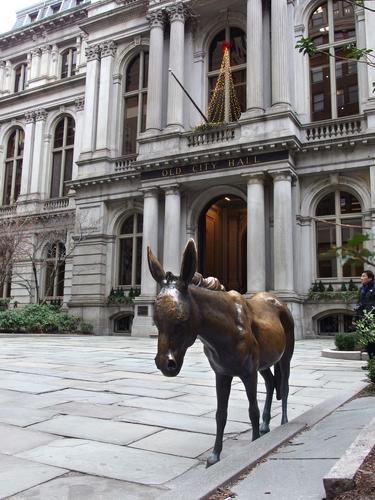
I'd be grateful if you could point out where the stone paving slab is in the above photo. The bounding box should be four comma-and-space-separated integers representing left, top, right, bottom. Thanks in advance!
116, 408, 249, 435
0, 406, 59, 427
45, 401, 130, 419
7, 474, 163, 500
0, 423, 60, 455
129, 429, 215, 458
17, 438, 197, 485
0, 453, 67, 499
29, 414, 161, 445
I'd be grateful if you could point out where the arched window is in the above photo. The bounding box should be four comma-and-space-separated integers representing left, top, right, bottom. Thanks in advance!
316, 190, 362, 278
309, 0, 358, 121
50, 116, 75, 198
118, 213, 143, 288
123, 50, 148, 154
14, 63, 28, 93
61, 48, 77, 78
44, 242, 65, 299
114, 314, 133, 334
208, 27, 246, 120
2, 128, 24, 206
318, 313, 353, 334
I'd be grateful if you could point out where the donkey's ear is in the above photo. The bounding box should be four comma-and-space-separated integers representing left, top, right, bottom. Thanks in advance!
147, 246, 166, 284
180, 239, 197, 284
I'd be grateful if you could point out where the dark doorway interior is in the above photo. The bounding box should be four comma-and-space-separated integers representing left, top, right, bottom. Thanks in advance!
198, 195, 247, 292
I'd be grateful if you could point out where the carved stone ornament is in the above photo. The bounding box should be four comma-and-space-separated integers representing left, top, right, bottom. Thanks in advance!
167, 2, 189, 22
147, 10, 165, 29
34, 109, 48, 122
41, 45, 52, 54
25, 111, 35, 124
75, 97, 85, 111
31, 48, 41, 57
85, 44, 101, 62
100, 40, 117, 58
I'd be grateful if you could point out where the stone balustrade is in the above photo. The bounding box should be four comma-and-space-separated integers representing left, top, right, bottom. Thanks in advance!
186, 125, 237, 147
43, 197, 70, 211
304, 117, 363, 142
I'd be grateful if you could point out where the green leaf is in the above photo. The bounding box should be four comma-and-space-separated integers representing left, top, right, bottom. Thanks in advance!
295, 37, 317, 56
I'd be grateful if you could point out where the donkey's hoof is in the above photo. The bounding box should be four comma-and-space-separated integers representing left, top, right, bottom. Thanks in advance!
260, 423, 270, 435
206, 452, 220, 468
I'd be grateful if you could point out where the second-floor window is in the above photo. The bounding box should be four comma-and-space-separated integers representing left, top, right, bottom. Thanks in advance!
123, 50, 148, 154
208, 27, 247, 121
61, 48, 77, 78
50, 116, 75, 198
3, 128, 24, 206
316, 190, 362, 278
118, 213, 143, 288
14, 63, 28, 93
309, 0, 359, 121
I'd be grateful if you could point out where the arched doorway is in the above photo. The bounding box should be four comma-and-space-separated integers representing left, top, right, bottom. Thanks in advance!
198, 195, 247, 292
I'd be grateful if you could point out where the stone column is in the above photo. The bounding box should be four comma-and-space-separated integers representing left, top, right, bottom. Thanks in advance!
81, 44, 101, 154
50, 44, 58, 79
145, 10, 165, 132
166, 3, 187, 130
163, 185, 181, 274
246, 173, 266, 293
96, 41, 117, 155
19, 111, 35, 197
246, 0, 264, 114
30, 109, 47, 196
0, 61, 5, 94
3, 61, 11, 94
141, 189, 159, 296
73, 97, 85, 179
40, 45, 51, 79
271, 0, 290, 108
271, 170, 294, 291
30, 48, 41, 81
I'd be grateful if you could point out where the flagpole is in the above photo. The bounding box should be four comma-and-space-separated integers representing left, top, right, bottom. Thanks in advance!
168, 68, 209, 124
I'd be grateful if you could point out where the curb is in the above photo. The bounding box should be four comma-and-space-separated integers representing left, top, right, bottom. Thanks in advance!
156, 381, 369, 500
323, 415, 375, 500
321, 348, 368, 361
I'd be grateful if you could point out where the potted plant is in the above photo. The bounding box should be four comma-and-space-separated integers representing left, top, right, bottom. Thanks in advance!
355, 309, 375, 359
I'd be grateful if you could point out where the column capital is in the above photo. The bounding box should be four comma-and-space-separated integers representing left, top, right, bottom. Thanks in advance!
100, 40, 117, 58
142, 187, 159, 198
41, 44, 52, 53
85, 44, 101, 62
244, 172, 266, 185
75, 97, 85, 111
167, 3, 189, 22
31, 48, 41, 57
0, 60, 6, 68
34, 108, 47, 121
24, 111, 35, 124
163, 184, 180, 196
270, 168, 296, 183
147, 9, 166, 29
113, 73, 122, 85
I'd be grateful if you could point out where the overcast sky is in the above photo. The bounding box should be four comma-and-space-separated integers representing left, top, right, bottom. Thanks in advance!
0, 0, 99, 35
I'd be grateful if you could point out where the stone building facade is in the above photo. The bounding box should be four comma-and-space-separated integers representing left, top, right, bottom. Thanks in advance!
1, 0, 375, 338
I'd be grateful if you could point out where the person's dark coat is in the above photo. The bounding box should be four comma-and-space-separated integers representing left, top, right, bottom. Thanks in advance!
354, 280, 375, 319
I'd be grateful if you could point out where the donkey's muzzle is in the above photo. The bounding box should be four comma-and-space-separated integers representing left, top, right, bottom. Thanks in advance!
155, 351, 180, 377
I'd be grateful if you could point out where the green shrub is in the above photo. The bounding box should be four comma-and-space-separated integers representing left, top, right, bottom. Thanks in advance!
335, 332, 358, 351
79, 321, 93, 333
367, 359, 375, 384
0, 304, 87, 334
355, 310, 375, 347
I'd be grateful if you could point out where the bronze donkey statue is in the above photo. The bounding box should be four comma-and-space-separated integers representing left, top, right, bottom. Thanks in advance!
148, 239, 295, 467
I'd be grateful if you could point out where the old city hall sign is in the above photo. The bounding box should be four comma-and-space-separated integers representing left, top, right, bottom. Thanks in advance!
141, 150, 289, 181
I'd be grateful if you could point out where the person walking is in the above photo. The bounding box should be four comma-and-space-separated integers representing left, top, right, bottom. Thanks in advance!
354, 270, 375, 321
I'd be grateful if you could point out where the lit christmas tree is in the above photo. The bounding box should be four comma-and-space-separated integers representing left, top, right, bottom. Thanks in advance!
208, 41, 242, 124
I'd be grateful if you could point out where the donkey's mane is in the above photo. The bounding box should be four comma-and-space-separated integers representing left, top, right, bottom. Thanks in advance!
192, 272, 225, 292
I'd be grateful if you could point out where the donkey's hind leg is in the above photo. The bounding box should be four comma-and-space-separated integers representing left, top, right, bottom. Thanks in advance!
259, 368, 275, 434
241, 370, 260, 441
276, 356, 291, 425
206, 373, 233, 468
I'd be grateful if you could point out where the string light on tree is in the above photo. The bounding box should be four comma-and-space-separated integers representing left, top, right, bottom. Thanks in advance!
208, 41, 242, 124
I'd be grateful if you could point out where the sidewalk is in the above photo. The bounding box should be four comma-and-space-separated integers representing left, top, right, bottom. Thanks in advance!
0, 336, 371, 499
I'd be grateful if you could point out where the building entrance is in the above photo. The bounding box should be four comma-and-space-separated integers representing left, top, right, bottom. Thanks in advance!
198, 195, 247, 292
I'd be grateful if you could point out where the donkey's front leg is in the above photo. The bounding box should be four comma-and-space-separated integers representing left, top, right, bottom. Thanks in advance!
241, 371, 260, 441
206, 373, 232, 468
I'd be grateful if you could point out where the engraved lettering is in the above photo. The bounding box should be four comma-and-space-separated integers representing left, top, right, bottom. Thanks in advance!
228, 159, 235, 167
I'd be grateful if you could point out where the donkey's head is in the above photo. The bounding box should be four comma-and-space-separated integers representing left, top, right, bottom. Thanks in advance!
148, 239, 198, 377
